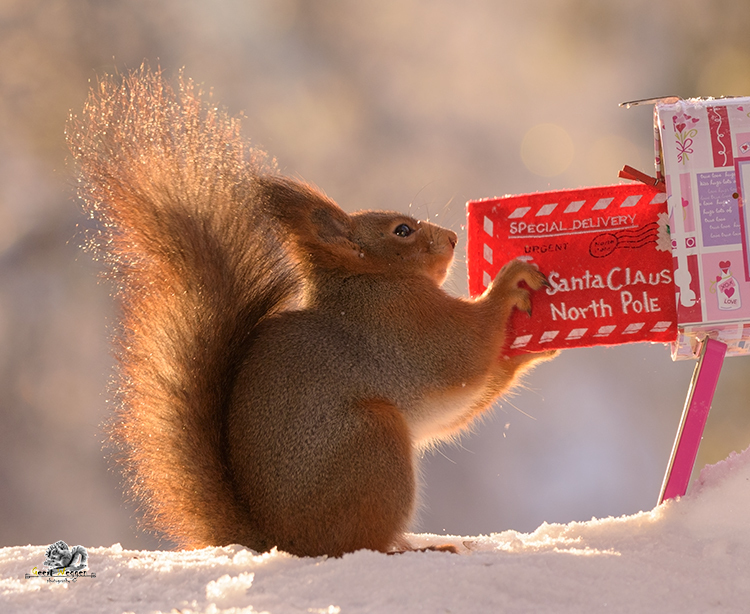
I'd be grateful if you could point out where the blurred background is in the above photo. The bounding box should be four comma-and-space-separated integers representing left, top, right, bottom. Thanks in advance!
2, 0, 750, 550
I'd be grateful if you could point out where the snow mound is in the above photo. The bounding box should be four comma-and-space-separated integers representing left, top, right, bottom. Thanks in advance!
3, 448, 750, 613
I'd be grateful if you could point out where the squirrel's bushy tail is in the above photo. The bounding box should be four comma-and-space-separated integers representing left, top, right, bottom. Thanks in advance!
67, 66, 299, 547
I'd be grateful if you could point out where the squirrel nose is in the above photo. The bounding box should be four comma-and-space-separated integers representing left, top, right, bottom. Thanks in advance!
448, 232, 458, 249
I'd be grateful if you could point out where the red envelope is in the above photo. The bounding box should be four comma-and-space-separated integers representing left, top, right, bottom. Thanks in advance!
467, 184, 678, 355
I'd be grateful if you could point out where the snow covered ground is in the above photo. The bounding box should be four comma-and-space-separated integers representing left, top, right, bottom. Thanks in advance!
2, 447, 750, 614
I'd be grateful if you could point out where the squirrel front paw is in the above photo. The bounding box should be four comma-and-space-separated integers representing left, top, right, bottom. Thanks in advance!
498, 259, 548, 291
491, 259, 548, 316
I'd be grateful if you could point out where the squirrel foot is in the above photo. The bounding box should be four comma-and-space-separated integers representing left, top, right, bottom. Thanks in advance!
387, 544, 459, 555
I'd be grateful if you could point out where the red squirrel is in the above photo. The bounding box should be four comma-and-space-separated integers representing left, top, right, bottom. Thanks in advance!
67, 67, 554, 557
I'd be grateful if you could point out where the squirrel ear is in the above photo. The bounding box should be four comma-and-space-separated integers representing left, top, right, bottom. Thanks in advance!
304, 204, 362, 264
310, 205, 354, 244
260, 176, 361, 266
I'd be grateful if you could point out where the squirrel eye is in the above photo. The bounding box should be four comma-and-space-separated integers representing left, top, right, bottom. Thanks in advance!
393, 223, 413, 238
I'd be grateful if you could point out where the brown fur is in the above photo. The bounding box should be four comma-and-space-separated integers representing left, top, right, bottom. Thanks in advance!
67, 66, 554, 557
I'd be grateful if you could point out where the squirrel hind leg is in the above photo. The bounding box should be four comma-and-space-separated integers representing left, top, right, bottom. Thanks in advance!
259, 398, 416, 558
324, 397, 416, 557
347, 398, 416, 555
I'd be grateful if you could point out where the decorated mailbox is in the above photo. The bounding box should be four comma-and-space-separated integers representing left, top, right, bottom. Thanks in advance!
656, 97, 750, 359
466, 96, 750, 503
